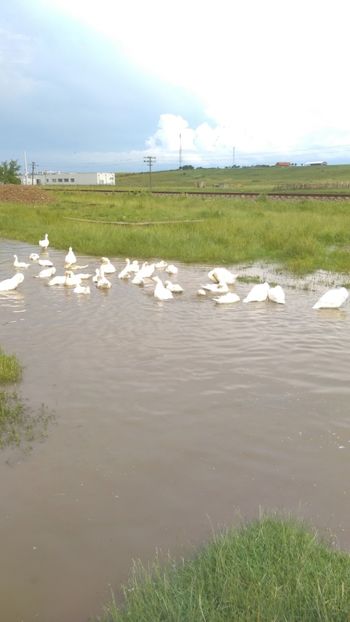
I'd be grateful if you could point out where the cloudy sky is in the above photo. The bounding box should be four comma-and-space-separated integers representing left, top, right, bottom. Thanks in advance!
1, 0, 350, 173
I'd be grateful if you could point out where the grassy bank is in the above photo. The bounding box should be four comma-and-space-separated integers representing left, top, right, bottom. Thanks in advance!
98, 517, 350, 622
2, 190, 350, 274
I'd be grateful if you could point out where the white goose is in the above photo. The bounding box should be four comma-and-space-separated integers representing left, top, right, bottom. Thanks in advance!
39, 233, 49, 251
96, 266, 112, 289
268, 285, 286, 304
13, 255, 30, 269
0, 273, 24, 292
213, 292, 240, 304
29, 253, 40, 261
100, 257, 116, 274
312, 287, 349, 309
73, 284, 91, 294
208, 267, 238, 285
243, 282, 270, 303
201, 281, 229, 294
38, 258, 54, 267
64, 270, 82, 287
35, 266, 56, 279
118, 258, 132, 279
166, 264, 178, 275
165, 280, 184, 293
153, 276, 173, 300
155, 260, 167, 269
48, 274, 67, 286
65, 247, 77, 265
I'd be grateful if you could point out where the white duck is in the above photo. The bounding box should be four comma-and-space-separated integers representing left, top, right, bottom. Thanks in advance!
64, 270, 82, 287
35, 266, 56, 279
39, 233, 49, 251
96, 266, 112, 289
201, 281, 229, 294
213, 292, 240, 304
243, 282, 270, 303
132, 262, 155, 284
73, 284, 91, 295
165, 280, 184, 293
48, 274, 67, 286
38, 258, 54, 267
166, 264, 178, 275
65, 247, 77, 265
153, 276, 173, 300
312, 287, 349, 309
208, 267, 238, 285
118, 258, 132, 279
0, 273, 24, 292
29, 253, 40, 261
268, 285, 286, 304
13, 255, 30, 269
100, 257, 116, 274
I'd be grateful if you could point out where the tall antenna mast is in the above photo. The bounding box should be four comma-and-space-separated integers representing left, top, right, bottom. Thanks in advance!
179, 133, 182, 170
24, 152, 28, 184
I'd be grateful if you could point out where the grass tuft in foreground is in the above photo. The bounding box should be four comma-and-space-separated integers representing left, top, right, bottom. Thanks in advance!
97, 517, 350, 621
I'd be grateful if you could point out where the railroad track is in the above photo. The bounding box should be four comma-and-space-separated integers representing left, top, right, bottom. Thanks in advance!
46, 188, 350, 200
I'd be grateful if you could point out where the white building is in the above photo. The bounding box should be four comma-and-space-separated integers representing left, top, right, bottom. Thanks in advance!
21, 171, 116, 186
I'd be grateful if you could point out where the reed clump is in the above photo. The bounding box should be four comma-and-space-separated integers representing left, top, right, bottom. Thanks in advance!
97, 516, 350, 622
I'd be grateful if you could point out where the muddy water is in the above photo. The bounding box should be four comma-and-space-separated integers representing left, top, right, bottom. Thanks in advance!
0, 240, 350, 622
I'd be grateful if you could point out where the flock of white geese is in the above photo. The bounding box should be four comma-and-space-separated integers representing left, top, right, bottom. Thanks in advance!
0, 233, 349, 310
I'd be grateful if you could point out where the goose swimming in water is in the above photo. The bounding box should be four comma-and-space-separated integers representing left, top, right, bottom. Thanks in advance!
208, 267, 238, 285
165, 280, 184, 293
243, 282, 270, 303
213, 292, 240, 304
39, 233, 49, 251
13, 255, 30, 269
73, 284, 90, 294
165, 264, 178, 275
38, 259, 53, 267
0, 273, 24, 292
95, 266, 112, 289
201, 281, 229, 294
153, 276, 174, 300
35, 266, 56, 279
29, 253, 40, 261
312, 287, 349, 309
100, 257, 116, 274
268, 285, 286, 304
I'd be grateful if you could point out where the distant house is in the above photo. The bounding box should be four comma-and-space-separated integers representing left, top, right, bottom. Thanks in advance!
303, 161, 328, 167
21, 172, 116, 186
275, 162, 292, 167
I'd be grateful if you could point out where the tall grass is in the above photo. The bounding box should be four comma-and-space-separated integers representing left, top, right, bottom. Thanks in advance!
97, 517, 350, 622
0, 348, 22, 383
2, 191, 350, 274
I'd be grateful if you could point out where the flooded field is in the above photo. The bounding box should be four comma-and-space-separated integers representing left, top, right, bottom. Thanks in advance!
1, 239, 350, 622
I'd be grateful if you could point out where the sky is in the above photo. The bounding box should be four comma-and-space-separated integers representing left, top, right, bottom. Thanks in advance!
1, 0, 350, 173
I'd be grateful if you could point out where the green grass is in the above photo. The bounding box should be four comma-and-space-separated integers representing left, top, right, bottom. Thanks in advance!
3, 188, 350, 274
97, 517, 350, 622
0, 348, 22, 383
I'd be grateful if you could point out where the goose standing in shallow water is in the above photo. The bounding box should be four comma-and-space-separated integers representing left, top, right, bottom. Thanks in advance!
312, 287, 349, 309
39, 233, 49, 251
0, 273, 24, 292
243, 282, 270, 303
13, 255, 30, 269
153, 276, 174, 300
65, 247, 77, 265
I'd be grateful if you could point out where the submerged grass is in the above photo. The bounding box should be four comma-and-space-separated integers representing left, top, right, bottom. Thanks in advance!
2, 189, 350, 274
0, 348, 52, 450
98, 517, 350, 622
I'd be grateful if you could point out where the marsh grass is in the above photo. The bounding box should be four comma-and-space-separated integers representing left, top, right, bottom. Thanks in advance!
97, 517, 350, 622
0, 348, 53, 450
0, 348, 22, 383
2, 190, 350, 274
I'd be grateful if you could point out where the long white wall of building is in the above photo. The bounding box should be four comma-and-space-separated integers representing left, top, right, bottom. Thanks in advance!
21, 172, 116, 185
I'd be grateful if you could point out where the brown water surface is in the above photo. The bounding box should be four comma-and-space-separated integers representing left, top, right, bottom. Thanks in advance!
0, 240, 350, 622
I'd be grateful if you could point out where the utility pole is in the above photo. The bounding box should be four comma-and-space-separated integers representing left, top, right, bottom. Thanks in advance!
31, 161, 36, 185
143, 156, 156, 189
179, 133, 182, 170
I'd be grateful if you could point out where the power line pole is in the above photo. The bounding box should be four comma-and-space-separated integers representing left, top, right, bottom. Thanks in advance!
144, 156, 156, 189
31, 161, 36, 185
179, 133, 182, 170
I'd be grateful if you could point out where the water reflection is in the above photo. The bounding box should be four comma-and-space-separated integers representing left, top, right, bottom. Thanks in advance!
0, 239, 350, 622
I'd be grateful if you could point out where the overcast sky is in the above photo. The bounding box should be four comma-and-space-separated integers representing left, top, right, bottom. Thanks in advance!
2, 0, 350, 173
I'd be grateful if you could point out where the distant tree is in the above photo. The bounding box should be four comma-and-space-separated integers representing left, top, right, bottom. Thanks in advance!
181, 164, 194, 170
0, 160, 21, 184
